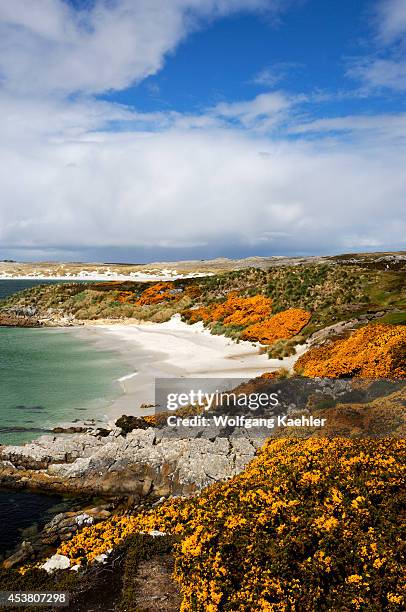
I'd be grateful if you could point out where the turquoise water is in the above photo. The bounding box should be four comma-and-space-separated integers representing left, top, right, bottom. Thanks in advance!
0, 280, 130, 444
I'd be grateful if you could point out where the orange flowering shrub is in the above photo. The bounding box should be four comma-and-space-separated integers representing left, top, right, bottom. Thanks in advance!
295, 323, 406, 378
261, 369, 288, 380
58, 438, 405, 611
136, 282, 178, 306
184, 293, 273, 327
117, 290, 135, 304
242, 308, 311, 345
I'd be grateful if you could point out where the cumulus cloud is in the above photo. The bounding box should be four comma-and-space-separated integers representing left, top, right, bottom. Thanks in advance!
0, 0, 278, 95
0, 0, 405, 261
1, 101, 405, 258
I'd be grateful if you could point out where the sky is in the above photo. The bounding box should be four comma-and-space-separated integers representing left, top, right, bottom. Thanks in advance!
0, 0, 405, 263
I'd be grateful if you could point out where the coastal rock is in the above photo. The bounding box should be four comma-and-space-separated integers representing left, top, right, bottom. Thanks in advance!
52, 426, 88, 434
0, 426, 258, 498
3, 541, 34, 569
1, 434, 106, 470
0, 313, 41, 327
115, 415, 151, 433
41, 554, 70, 573
39, 507, 112, 547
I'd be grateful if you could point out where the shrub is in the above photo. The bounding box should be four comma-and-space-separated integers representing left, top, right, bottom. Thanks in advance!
242, 309, 311, 344
58, 438, 406, 611
183, 294, 273, 327
136, 283, 178, 306
295, 324, 406, 379
266, 336, 305, 359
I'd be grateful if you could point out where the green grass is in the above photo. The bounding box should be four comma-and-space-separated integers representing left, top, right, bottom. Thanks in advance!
376, 312, 406, 325
1, 261, 404, 336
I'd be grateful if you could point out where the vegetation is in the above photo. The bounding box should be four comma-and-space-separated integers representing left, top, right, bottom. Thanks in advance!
295, 324, 406, 379
1, 254, 405, 609
241, 308, 311, 344
1, 258, 404, 342
0, 281, 193, 322
55, 437, 405, 611
183, 293, 273, 326
266, 337, 305, 359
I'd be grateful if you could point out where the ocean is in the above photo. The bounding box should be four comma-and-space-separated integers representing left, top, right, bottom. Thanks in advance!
0, 489, 63, 557
0, 279, 130, 444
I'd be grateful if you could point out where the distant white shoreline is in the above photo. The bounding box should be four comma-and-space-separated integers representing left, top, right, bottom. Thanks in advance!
0, 271, 211, 282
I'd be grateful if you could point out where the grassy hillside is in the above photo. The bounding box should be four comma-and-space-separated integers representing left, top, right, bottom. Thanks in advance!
1, 258, 404, 331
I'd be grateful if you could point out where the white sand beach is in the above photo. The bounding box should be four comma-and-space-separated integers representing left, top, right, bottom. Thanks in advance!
76, 315, 307, 420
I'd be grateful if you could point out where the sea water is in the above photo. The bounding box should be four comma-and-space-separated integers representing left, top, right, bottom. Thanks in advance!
0, 280, 130, 444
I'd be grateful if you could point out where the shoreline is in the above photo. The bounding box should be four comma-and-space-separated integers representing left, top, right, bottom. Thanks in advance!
73, 315, 308, 422
0, 272, 210, 282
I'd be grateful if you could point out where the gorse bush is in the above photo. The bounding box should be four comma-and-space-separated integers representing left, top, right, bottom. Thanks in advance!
182, 295, 310, 346
183, 293, 273, 326
242, 308, 311, 345
57, 437, 405, 611
295, 324, 406, 379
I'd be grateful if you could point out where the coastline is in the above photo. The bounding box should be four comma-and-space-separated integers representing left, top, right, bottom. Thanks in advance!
73, 315, 308, 422
0, 272, 211, 282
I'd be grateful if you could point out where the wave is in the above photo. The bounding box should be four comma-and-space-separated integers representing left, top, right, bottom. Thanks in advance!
118, 372, 138, 382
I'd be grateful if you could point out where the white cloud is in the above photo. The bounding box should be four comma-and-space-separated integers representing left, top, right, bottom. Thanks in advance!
0, 0, 404, 260
349, 57, 406, 92
0, 0, 278, 96
0, 98, 405, 257
347, 0, 406, 92
212, 92, 300, 130
251, 62, 303, 87
290, 112, 406, 144
375, 0, 406, 43
252, 68, 284, 87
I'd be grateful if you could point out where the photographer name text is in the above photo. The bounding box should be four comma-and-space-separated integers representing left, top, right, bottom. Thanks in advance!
167, 414, 327, 429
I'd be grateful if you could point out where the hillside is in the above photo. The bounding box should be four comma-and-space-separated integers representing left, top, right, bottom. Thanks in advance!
1, 252, 404, 344
0, 252, 405, 610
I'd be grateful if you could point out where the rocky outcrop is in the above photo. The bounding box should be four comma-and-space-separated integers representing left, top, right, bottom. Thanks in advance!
308, 312, 386, 346
40, 507, 112, 545
2, 541, 34, 569
2, 505, 113, 569
0, 427, 263, 499
0, 313, 42, 327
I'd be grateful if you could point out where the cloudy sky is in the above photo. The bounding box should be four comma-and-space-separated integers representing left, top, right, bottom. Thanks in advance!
0, 0, 405, 262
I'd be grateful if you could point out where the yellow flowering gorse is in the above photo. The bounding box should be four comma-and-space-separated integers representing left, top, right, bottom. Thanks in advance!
58, 438, 405, 611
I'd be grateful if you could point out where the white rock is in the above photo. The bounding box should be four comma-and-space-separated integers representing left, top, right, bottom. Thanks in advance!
75, 513, 93, 527
41, 554, 70, 573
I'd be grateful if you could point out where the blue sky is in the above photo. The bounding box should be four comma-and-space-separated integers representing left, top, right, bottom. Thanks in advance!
0, 0, 405, 262
99, 0, 405, 119
102, 1, 373, 112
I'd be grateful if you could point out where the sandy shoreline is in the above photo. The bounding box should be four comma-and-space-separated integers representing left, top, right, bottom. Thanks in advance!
73, 315, 307, 421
